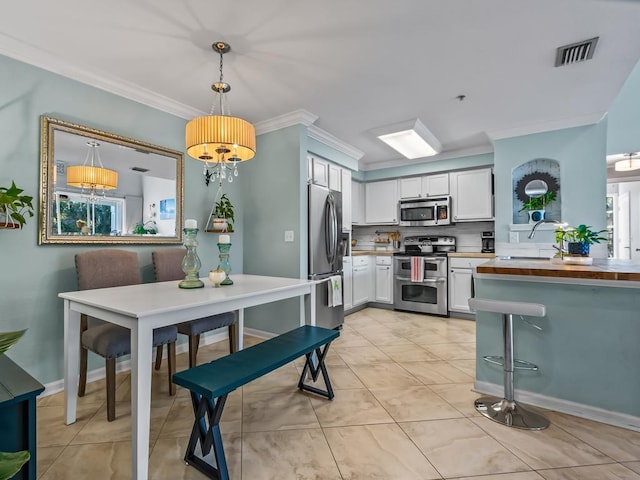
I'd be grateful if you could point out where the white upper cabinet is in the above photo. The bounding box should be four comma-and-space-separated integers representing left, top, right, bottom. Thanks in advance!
365, 180, 398, 224
329, 164, 342, 191
352, 181, 365, 225
341, 169, 352, 231
399, 173, 449, 199
308, 155, 329, 187
449, 168, 493, 221
422, 173, 449, 197
399, 177, 422, 199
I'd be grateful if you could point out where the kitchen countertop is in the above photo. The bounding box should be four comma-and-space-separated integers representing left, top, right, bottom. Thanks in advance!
448, 252, 495, 258
351, 251, 496, 257
351, 250, 396, 256
476, 257, 640, 284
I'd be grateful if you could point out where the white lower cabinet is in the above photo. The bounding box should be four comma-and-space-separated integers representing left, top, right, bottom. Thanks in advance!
375, 256, 393, 303
352, 256, 371, 307
448, 257, 491, 314
343, 257, 353, 310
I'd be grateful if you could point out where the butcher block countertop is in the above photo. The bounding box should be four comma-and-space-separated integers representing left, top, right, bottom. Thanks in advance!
476, 257, 640, 284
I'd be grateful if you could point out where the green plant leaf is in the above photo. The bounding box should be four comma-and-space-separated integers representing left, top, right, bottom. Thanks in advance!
0, 450, 30, 480
0, 330, 27, 356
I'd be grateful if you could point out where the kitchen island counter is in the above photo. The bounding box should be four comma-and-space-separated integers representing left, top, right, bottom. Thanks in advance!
473, 258, 640, 429
476, 257, 640, 286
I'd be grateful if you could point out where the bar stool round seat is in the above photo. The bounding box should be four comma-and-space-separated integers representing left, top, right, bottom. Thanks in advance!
469, 297, 549, 430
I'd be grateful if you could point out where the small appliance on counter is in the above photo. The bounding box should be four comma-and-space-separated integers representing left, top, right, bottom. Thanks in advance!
481, 231, 495, 253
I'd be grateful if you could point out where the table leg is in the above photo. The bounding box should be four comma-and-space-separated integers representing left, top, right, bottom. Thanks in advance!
64, 301, 80, 425
237, 309, 244, 350
131, 323, 153, 480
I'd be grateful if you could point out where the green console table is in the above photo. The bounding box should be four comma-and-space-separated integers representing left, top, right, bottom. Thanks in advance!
0, 355, 44, 480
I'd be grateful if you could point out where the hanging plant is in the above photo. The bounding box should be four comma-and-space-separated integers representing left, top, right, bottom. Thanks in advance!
212, 193, 235, 231
0, 182, 34, 229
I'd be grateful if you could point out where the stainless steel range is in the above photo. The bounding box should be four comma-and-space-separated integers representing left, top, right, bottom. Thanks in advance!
393, 236, 455, 316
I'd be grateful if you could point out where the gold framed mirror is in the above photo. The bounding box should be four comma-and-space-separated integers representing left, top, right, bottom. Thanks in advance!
39, 116, 184, 245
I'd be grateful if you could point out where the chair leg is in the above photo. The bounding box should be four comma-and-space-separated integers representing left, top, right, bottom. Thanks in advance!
188, 335, 199, 369
79, 315, 88, 397
106, 358, 116, 422
154, 344, 163, 370
79, 347, 88, 397
228, 325, 237, 354
167, 342, 176, 396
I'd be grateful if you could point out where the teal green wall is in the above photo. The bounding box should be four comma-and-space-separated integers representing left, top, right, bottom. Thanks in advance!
493, 123, 607, 245
608, 59, 640, 154
475, 278, 640, 417
0, 54, 243, 383
242, 126, 306, 333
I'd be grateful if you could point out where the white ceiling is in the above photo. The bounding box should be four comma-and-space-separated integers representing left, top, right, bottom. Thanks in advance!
2, 0, 640, 170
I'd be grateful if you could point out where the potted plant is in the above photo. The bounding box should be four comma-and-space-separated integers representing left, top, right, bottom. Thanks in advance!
556, 224, 607, 257
0, 182, 34, 229
0, 329, 29, 480
211, 194, 234, 232
519, 191, 556, 223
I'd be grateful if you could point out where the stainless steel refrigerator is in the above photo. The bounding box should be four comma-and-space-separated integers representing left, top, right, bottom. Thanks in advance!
307, 183, 345, 330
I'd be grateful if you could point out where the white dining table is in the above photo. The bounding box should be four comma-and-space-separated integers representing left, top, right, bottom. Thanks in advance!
59, 274, 317, 480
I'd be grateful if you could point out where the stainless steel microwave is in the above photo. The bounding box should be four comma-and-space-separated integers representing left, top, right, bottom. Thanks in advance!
399, 196, 452, 226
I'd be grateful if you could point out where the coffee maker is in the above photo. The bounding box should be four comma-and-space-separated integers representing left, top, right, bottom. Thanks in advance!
481, 231, 495, 253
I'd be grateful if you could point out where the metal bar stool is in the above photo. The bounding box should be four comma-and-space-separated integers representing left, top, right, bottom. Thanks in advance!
469, 297, 549, 430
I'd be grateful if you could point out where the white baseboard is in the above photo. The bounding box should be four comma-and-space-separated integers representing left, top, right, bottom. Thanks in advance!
474, 380, 640, 432
40, 328, 273, 398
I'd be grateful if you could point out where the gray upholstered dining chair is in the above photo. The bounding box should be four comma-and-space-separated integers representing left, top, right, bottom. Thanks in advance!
152, 248, 237, 369
75, 249, 177, 422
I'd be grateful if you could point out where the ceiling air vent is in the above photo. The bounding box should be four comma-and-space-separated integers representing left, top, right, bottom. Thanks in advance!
131, 166, 149, 173
555, 37, 599, 67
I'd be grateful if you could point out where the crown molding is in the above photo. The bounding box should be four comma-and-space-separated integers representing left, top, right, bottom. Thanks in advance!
0, 34, 202, 120
487, 111, 606, 141
359, 144, 494, 171
307, 124, 364, 160
253, 109, 318, 135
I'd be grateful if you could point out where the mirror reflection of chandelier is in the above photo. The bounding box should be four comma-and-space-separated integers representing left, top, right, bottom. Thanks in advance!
185, 41, 256, 186
66, 141, 118, 199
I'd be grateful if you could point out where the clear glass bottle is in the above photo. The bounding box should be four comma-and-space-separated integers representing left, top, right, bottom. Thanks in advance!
179, 227, 204, 289
217, 242, 233, 285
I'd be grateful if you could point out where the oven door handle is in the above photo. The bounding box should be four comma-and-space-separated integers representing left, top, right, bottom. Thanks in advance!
395, 276, 445, 284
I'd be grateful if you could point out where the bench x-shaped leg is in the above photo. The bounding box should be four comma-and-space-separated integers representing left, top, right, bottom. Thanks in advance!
298, 342, 335, 400
184, 392, 229, 480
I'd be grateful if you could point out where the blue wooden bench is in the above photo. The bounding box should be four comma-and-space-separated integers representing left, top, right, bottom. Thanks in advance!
172, 325, 340, 480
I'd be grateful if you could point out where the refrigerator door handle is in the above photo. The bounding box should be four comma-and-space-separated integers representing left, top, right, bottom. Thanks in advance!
325, 194, 337, 266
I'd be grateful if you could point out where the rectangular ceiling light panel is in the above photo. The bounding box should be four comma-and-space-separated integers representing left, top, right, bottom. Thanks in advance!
376, 119, 441, 159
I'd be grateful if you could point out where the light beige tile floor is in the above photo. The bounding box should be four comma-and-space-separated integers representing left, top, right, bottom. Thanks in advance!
36, 308, 640, 479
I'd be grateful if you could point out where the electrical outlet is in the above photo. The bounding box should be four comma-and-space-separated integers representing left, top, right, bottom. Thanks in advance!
284, 230, 294, 242
509, 232, 519, 243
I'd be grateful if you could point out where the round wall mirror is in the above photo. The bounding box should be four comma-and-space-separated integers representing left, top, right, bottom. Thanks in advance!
524, 179, 548, 198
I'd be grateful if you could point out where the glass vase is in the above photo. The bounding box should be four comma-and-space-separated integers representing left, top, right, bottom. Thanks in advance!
179, 227, 204, 288
217, 242, 233, 285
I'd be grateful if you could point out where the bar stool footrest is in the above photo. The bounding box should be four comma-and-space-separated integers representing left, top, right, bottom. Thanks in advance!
482, 356, 539, 371
474, 395, 549, 430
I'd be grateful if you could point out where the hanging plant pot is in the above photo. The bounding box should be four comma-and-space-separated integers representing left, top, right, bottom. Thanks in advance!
567, 242, 590, 257
528, 210, 546, 224
0, 213, 20, 229
212, 218, 228, 231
